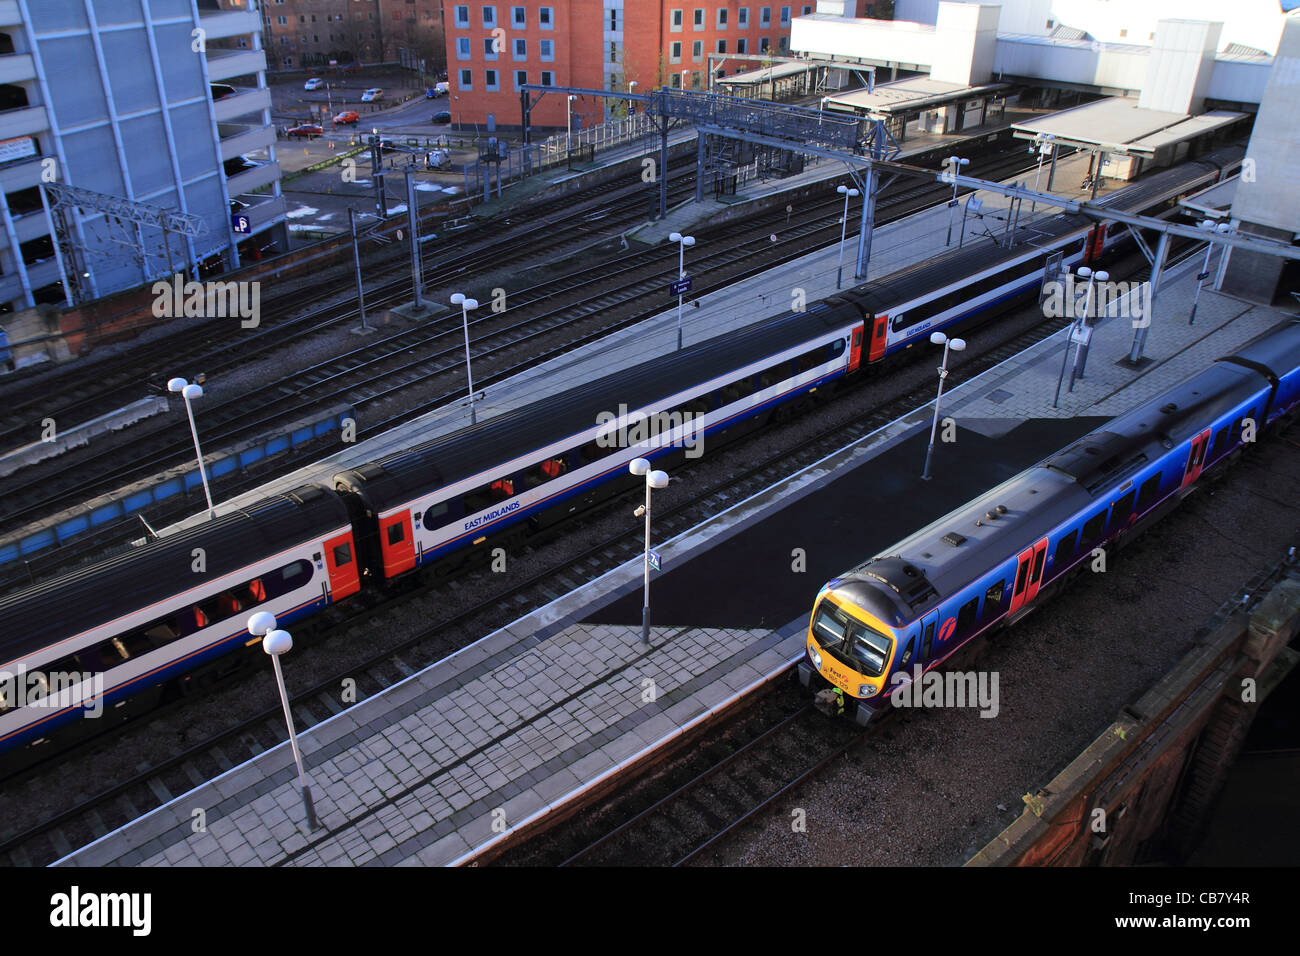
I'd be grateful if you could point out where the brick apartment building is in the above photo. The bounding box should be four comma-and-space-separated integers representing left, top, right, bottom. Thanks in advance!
443, 2, 869, 132
260, 0, 446, 74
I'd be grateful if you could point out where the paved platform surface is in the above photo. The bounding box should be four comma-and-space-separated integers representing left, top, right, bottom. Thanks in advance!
54, 247, 1293, 865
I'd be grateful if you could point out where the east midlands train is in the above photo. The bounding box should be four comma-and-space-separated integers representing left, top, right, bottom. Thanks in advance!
801, 320, 1300, 724
0, 148, 1242, 766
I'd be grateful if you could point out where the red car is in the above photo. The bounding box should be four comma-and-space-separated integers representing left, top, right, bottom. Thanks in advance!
333, 110, 359, 125
287, 123, 323, 139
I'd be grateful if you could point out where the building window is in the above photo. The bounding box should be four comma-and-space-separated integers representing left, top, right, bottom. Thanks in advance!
778, 35, 788, 51
514, 69, 527, 90
802, 4, 812, 14
717, 8, 728, 28
670, 73, 682, 88
718, 39, 729, 53
513, 37, 526, 60
670, 41, 682, 62
540, 38, 554, 61
485, 69, 499, 90
737, 38, 747, 53
540, 70, 554, 86
539, 6, 553, 28
512, 5, 525, 26
671, 9, 683, 31
483, 6, 495, 27
759, 36, 769, 51
780, 6, 791, 24
692, 40, 702, 60
483, 36, 498, 59
457, 36, 470, 59
739, 7, 749, 27
610, 9, 618, 31
459, 68, 472, 88
609, 41, 618, 63
276, 15, 286, 25
694, 8, 704, 30
760, 6, 771, 26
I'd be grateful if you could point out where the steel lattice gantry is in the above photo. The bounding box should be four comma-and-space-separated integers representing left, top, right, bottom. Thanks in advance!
39, 181, 207, 306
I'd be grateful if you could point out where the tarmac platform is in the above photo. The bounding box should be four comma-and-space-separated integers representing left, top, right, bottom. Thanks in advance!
54, 237, 1293, 866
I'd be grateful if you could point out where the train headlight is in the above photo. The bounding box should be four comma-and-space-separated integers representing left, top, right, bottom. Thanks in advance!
810, 647, 823, 669
858, 684, 877, 698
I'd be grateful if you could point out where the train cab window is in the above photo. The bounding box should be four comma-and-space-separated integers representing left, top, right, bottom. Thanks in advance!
332, 542, 353, 567
921, 620, 935, 661
1111, 490, 1136, 524
899, 636, 916, 667
983, 580, 1005, 617
955, 597, 979, 635
1052, 530, 1077, 569
387, 523, 405, 545
1081, 511, 1107, 546
1136, 473, 1161, 513
423, 502, 451, 529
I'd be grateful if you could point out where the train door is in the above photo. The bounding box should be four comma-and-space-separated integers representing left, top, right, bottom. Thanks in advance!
1007, 536, 1049, 614
847, 324, 865, 372
322, 531, 362, 600
918, 610, 939, 666
378, 510, 417, 578
867, 314, 889, 363
1180, 428, 1212, 488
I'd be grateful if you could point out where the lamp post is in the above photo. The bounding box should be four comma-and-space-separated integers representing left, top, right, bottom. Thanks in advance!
836, 184, 860, 289
668, 231, 695, 350
566, 93, 576, 138
249, 612, 318, 831
944, 155, 969, 247
167, 377, 215, 518
1030, 133, 1054, 213
1070, 267, 1106, 387
920, 331, 965, 481
450, 293, 480, 422
627, 80, 637, 117
681, 69, 691, 90
1189, 219, 1231, 326
629, 457, 670, 646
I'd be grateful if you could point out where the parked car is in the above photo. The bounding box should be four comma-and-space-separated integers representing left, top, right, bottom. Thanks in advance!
360, 88, 384, 102
287, 123, 324, 139
223, 156, 263, 177
303, 77, 324, 91
425, 83, 449, 98
333, 110, 360, 125
432, 110, 451, 125
426, 148, 452, 170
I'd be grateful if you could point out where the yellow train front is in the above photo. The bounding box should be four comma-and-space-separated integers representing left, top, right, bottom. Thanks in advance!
798, 572, 916, 725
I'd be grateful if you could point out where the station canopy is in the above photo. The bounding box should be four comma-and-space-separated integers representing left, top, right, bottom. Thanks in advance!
1011, 97, 1246, 158
821, 76, 1008, 118
1178, 176, 1238, 220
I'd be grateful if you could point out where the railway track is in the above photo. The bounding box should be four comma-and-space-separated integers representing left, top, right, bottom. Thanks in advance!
0, 287, 1079, 866
0, 141, 1038, 580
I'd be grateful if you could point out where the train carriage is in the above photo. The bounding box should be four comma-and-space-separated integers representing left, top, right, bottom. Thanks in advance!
0, 487, 358, 763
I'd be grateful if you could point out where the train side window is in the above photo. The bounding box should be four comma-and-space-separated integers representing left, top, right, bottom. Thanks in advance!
387, 523, 405, 545
921, 620, 935, 660
266, 559, 313, 600
215, 592, 244, 619
143, 619, 179, 644
524, 457, 567, 488
718, 376, 753, 405
423, 501, 451, 528
1111, 489, 1136, 523
463, 486, 494, 514
899, 636, 916, 667
680, 395, 711, 416
1213, 425, 1229, 456
1136, 473, 1161, 512
579, 439, 613, 464
955, 596, 979, 635
1081, 511, 1107, 545
983, 580, 1005, 617
797, 347, 823, 373
758, 366, 782, 389
827, 338, 846, 360
1052, 530, 1077, 568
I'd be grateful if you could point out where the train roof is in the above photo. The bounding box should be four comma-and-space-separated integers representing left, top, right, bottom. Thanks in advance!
0, 486, 347, 663
836, 357, 1270, 618
1217, 318, 1300, 383
338, 302, 853, 509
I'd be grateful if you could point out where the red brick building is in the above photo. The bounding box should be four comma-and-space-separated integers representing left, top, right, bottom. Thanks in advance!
443, 2, 866, 131
260, 0, 445, 73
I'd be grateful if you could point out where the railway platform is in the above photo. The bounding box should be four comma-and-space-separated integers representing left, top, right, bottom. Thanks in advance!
54, 248, 1292, 867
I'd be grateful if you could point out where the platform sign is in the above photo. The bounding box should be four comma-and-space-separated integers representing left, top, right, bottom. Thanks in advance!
231, 213, 252, 235
1197, 271, 1211, 282
670, 276, 692, 296
947, 198, 959, 208
1070, 324, 1093, 346
649, 550, 661, 571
